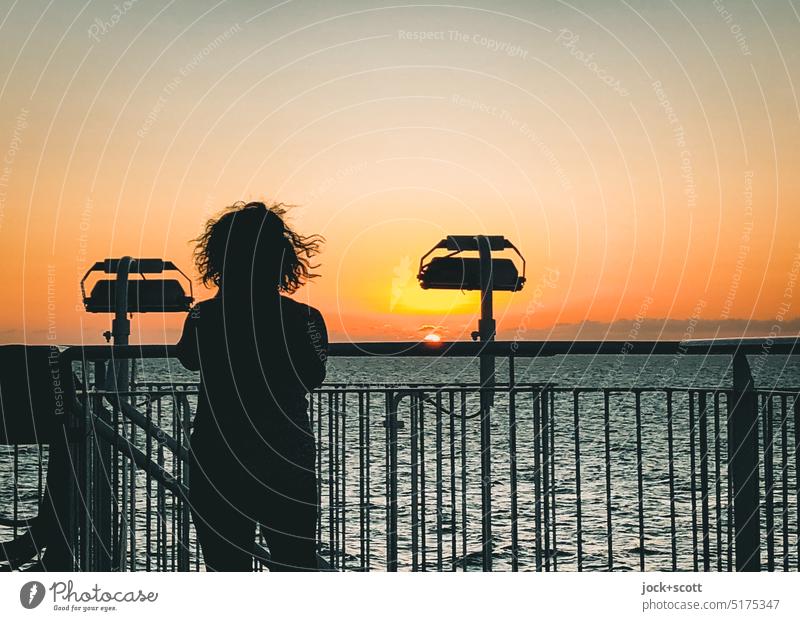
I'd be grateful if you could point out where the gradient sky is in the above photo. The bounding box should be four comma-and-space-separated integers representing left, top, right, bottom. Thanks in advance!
0, 0, 798, 344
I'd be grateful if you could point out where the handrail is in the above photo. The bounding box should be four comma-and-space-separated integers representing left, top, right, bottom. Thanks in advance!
57, 336, 800, 364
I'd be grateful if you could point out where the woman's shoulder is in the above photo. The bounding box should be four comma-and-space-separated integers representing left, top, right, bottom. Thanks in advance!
279, 296, 328, 362
280, 295, 324, 321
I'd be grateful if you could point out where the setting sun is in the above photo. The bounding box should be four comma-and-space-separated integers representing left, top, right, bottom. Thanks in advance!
423, 333, 442, 343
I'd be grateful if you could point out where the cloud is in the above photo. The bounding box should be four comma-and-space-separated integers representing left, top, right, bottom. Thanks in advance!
417, 324, 447, 334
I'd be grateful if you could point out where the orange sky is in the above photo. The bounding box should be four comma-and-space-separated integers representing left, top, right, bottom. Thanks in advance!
1, 1, 798, 344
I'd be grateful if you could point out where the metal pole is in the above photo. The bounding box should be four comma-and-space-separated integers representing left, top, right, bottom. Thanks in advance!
112, 259, 133, 396
112, 257, 132, 389
730, 353, 761, 571
110, 257, 132, 570
476, 235, 494, 571
476, 236, 496, 383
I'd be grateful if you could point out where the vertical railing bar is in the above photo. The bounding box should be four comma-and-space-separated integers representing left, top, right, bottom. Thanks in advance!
387, 390, 399, 572
550, 388, 558, 571
533, 387, 543, 572
385, 391, 391, 571
87, 376, 95, 571
316, 390, 322, 565
763, 394, 775, 572
327, 391, 335, 568
573, 389, 583, 571
420, 393, 427, 571
365, 390, 372, 569
157, 399, 165, 571
460, 389, 467, 571
334, 391, 341, 569
449, 391, 457, 571
180, 394, 191, 571
172, 393, 180, 571
479, 383, 492, 572
714, 391, 723, 572
410, 392, 419, 572
122, 403, 132, 570
358, 391, 366, 571
435, 391, 444, 572
170, 392, 183, 571
726, 393, 733, 572
162, 396, 170, 571
689, 390, 698, 571
173, 386, 185, 571
37, 441, 43, 519
699, 391, 711, 571
12, 445, 18, 541
130, 417, 137, 571
666, 390, 677, 571
112, 403, 120, 569
793, 394, 799, 572
341, 390, 347, 571
509, 383, 519, 572
93, 361, 110, 571
634, 390, 645, 571
604, 389, 614, 571
194, 399, 200, 566
145, 399, 153, 571
780, 395, 789, 572
80, 361, 92, 570
542, 388, 551, 571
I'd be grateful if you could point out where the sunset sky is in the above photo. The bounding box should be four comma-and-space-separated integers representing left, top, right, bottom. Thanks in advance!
0, 0, 798, 344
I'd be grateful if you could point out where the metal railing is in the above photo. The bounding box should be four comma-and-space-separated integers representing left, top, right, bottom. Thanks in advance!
1, 339, 798, 571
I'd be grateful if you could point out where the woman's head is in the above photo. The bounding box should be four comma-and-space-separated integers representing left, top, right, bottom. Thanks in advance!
193, 201, 323, 294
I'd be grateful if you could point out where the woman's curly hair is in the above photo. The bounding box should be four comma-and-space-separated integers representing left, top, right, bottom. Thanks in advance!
193, 201, 323, 294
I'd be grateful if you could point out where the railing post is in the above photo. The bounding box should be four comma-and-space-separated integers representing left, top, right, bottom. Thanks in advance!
91, 360, 114, 571
76, 364, 91, 571
730, 352, 761, 571
179, 394, 191, 571
386, 392, 400, 571
62, 355, 85, 571
476, 235, 494, 571
508, 356, 519, 572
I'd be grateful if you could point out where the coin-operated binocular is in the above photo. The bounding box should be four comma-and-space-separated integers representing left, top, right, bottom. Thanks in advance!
417, 235, 526, 407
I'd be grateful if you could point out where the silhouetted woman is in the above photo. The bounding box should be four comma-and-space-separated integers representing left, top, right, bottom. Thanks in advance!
176, 201, 327, 571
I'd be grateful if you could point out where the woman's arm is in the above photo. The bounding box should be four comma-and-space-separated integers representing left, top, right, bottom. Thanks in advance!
175, 306, 201, 371
304, 306, 328, 388
284, 303, 328, 391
